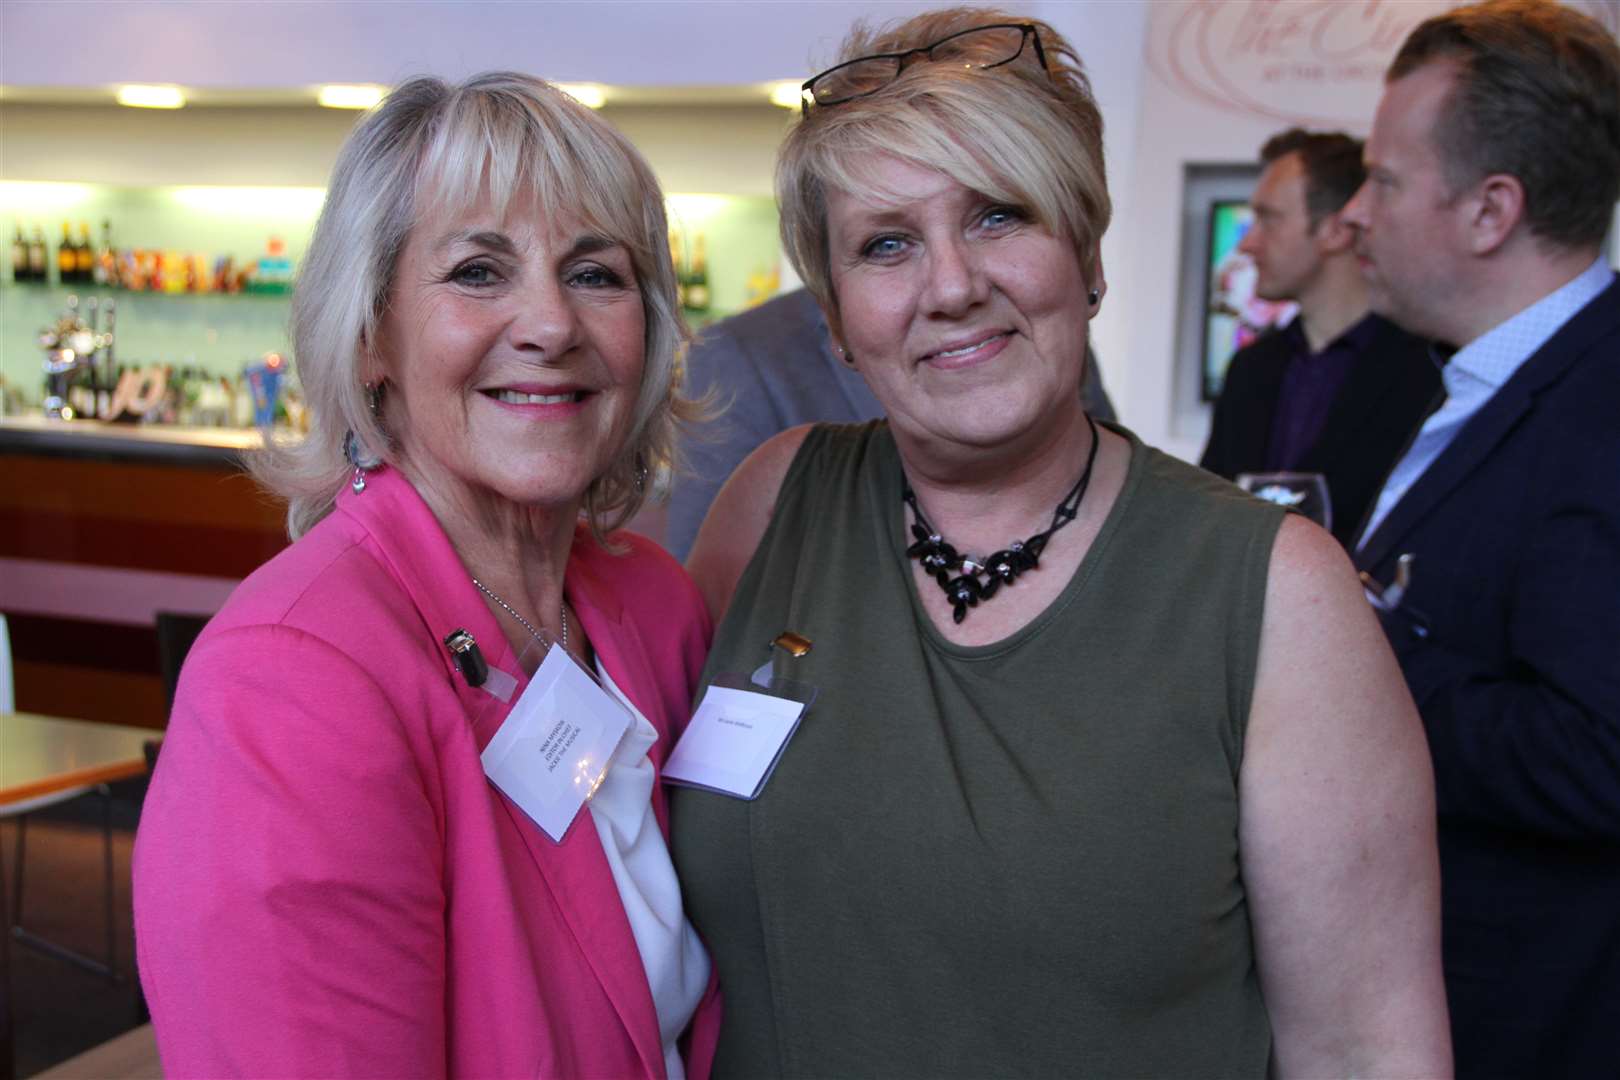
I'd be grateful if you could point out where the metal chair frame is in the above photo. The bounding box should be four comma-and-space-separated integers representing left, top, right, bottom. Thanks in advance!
5, 784, 124, 983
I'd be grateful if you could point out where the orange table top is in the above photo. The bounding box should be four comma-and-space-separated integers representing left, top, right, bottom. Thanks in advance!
0, 712, 154, 809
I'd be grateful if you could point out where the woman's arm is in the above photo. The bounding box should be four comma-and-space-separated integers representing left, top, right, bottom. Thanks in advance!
685, 424, 812, 623
1240, 517, 1452, 1077
135, 624, 448, 1077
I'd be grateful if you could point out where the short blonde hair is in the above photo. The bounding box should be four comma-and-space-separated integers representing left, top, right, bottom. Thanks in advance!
778, 7, 1111, 324
255, 71, 695, 540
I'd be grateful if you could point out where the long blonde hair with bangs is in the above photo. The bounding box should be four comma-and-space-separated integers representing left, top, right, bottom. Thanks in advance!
777, 8, 1110, 326
254, 71, 695, 541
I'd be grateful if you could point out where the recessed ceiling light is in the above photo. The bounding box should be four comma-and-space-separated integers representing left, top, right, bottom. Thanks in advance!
555, 83, 606, 109
317, 84, 385, 110
768, 81, 807, 110
169, 186, 327, 215
116, 84, 185, 109
0, 180, 97, 209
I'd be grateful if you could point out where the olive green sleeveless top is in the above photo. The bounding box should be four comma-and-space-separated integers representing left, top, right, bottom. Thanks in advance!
671, 422, 1283, 1078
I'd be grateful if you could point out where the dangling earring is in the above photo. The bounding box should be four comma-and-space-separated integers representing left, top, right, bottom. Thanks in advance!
344, 382, 385, 494
633, 452, 649, 494
344, 431, 372, 494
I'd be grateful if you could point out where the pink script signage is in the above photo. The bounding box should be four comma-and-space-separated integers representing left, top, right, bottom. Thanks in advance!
1149, 0, 1620, 129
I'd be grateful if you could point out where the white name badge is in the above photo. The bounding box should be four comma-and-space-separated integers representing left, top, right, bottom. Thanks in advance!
481, 644, 631, 843
662, 684, 806, 800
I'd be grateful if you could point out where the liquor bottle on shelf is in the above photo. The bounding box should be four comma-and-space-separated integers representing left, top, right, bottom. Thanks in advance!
75, 222, 95, 283
10, 226, 27, 283
685, 234, 711, 314
70, 296, 101, 418
669, 229, 688, 309
122, 250, 148, 292
252, 237, 294, 294
164, 250, 189, 294
96, 299, 118, 418
39, 294, 96, 419
58, 222, 78, 284
93, 220, 116, 286
231, 372, 256, 427
27, 226, 48, 282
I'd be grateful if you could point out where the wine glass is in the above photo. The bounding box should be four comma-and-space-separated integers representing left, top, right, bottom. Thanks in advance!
1235, 471, 1332, 533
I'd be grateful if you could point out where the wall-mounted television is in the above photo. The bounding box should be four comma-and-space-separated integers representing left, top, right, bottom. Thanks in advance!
1200, 200, 1298, 400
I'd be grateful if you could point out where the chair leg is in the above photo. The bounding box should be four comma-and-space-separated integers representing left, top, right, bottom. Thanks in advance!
1, 821, 16, 1080
99, 784, 116, 977
8, 816, 24, 931
7, 795, 123, 983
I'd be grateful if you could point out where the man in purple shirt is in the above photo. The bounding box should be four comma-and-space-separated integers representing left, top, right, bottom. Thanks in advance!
1201, 128, 1438, 548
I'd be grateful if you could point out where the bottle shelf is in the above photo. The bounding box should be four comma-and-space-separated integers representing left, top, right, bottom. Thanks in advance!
3, 279, 291, 300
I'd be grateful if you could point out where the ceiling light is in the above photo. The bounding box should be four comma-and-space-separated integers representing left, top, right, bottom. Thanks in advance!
768, 81, 807, 110
116, 84, 185, 109
168, 186, 327, 215
317, 84, 385, 110
556, 83, 606, 109
0, 181, 97, 211
666, 193, 730, 226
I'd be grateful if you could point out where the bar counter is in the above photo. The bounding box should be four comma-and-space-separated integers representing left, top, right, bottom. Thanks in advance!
0, 414, 267, 465
0, 416, 291, 728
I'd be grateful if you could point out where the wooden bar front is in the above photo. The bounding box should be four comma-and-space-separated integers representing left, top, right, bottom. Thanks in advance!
0, 419, 289, 729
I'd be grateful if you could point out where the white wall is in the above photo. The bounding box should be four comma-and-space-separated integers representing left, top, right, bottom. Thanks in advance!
1, 0, 961, 89
10, 0, 1611, 456
0, 102, 793, 195
1033, 1, 1149, 417
0, 0, 1156, 422
1115, 0, 1617, 459
1117, 0, 1436, 458
1, 104, 359, 187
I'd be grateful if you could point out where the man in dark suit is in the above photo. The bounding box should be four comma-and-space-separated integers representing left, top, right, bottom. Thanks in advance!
1340, 1, 1620, 1074
1201, 128, 1438, 548
666, 288, 1115, 559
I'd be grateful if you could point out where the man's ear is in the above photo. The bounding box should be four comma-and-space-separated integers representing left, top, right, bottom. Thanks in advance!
1467, 173, 1526, 256
1312, 209, 1357, 255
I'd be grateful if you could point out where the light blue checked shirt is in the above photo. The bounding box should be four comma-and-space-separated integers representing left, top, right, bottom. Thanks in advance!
1357, 256, 1613, 548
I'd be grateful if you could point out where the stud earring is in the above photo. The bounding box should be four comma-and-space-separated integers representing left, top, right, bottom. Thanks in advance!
834, 345, 857, 370
1087, 288, 1101, 306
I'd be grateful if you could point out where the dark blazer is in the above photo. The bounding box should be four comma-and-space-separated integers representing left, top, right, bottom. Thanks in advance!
1355, 277, 1620, 1079
1200, 314, 1439, 548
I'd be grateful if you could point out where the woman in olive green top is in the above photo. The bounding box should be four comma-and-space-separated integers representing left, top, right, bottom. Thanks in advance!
677, 8, 1452, 1077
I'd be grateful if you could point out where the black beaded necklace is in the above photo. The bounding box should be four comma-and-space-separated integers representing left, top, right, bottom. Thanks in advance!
902, 414, 1102, 624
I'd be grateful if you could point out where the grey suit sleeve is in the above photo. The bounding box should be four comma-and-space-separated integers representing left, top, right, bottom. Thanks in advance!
666, 329, 785, 562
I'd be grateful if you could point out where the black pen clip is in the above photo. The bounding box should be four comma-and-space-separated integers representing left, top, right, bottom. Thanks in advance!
444, 628, 489, 687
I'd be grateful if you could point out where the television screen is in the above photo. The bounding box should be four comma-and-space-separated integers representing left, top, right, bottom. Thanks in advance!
1202, 200, 1298, 400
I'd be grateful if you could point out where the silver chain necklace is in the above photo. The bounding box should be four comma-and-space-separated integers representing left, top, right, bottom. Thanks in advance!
471, 577, 568, 652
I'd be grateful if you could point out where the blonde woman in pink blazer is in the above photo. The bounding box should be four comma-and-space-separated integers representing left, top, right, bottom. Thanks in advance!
134, 73, 720, 1078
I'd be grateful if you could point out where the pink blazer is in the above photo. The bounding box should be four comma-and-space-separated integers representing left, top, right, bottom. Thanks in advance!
134, 466, 722, 1078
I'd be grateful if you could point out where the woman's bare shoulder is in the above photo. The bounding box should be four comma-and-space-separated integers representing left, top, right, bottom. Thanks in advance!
685, 424, 816, 622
